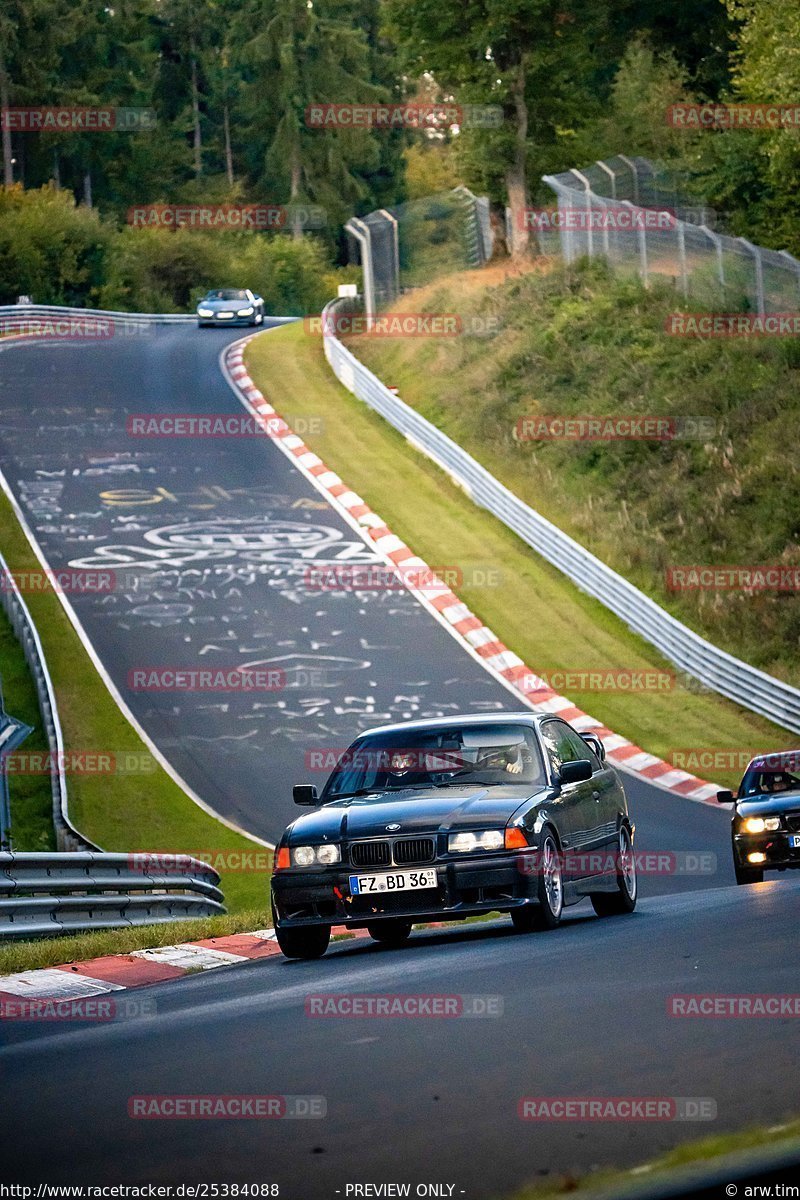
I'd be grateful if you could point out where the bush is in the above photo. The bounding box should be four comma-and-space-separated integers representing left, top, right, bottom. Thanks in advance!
0, 185, 111, 305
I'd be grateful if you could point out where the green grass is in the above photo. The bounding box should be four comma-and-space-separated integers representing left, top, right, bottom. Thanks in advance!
504, 1118, 800, 1199
0, 603, 56, 850
349, 259, 800, 687
0, 908, 270, 975
245, 317, 794, 790
0, 486, 272, 912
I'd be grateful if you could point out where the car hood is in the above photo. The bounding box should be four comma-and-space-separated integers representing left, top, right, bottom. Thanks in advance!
736, 790, 800, 817
287, 784, 540, 842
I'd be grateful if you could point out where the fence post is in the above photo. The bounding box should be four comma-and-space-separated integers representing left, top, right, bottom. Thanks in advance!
700, 226, 725, 288
571, 169, 594, 259
377, 208, 400, 302
345, 217, 375, 329
777, 249, 800, 307
737, 238, 765, 315
618, 154, 639, 205
621, 200, 648, 286
677, 221, 688, 299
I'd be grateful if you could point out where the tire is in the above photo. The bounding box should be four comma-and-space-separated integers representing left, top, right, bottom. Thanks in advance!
735, 863, 764, 885
274, 923, 331, 960
590, 825, 637, 917
513, 832, 563, 931
367, 919, 413, 946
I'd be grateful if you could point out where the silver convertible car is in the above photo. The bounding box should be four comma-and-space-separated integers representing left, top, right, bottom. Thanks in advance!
196, 288, 264, 327
271, 712, 637, 958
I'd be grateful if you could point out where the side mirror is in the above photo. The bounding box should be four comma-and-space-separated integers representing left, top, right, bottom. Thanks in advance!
293, 784, 320, 806
560, 759, 593, 785
581, 733, 606, 762
716, 789, 735, 804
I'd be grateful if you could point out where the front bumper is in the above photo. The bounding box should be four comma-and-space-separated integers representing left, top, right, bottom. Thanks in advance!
733, 832, 800, 870
271, 854, 534, 928
197, 312, 255, 326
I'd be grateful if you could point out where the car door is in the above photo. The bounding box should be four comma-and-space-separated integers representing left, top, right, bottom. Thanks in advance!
561, 723, 621, 862
539, 720, 596, 877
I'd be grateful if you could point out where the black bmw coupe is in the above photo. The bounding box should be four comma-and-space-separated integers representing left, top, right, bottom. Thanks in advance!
718, 751, 800, 884
271, 712, 637, 958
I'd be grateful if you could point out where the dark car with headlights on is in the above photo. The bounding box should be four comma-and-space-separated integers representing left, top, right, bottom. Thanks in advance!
196, 288, 264, 327
271, 713, 636, 959
718, 751, 800, 884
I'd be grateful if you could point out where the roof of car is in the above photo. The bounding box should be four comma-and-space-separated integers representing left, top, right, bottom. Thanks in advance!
744, 751, 800, 772
359, 712, 549, 738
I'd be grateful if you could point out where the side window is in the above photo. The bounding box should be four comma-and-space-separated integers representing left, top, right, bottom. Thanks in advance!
540, 721, 575, 775
542, 722, 600, 776
574, 732, 602, 772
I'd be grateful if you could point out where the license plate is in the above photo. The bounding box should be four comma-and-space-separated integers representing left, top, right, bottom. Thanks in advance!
349, 869, 437, 895
790, 835, 800, 848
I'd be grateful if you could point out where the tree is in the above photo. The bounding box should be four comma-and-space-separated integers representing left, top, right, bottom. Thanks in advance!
384, 0, 611, 258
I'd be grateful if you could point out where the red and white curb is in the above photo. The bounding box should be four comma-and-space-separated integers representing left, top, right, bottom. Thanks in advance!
0, 927, 373, 1008
223, 336, 718, 806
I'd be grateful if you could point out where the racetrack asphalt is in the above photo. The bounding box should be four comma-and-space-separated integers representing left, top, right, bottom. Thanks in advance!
1, 322, 795, 1193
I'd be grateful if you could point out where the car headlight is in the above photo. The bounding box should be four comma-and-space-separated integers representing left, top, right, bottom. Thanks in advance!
448, 830, 504, 853
197, 308, 214, 317
742, 816, 781, 834
237, 306, 254, 317
291, 844, 341, 867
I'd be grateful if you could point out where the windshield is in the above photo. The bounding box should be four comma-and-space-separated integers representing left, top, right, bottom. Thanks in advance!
206, 289, 248, 301
320, 723, 545, 800
741, 754, 800, 797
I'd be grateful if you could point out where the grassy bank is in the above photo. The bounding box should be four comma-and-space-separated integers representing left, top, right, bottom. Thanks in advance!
0, 603, 55, 850
0, 487, 271, 911
505, 1118, 800, 1199
0, 908, 271, 976
244, 320, 793, 789
348, 260, 800, 687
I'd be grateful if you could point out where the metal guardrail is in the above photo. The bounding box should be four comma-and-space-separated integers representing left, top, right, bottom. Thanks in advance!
321, 296, 800, 735
0, 852, 225, 939
0, 303, 195, 326
0, 551, 96, 851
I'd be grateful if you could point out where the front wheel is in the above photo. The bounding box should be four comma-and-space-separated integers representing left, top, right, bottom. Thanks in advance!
590, 825, 637, 916
275, 923, 330, 960
513, 832, 563, 932
735, 863, 764, 886
367, 919, 413, 946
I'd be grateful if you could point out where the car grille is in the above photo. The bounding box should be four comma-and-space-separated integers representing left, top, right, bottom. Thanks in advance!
785, 813, 800, 832
349, 837, 436, 867
350, 841, 391, 867
394, 838, 436, 865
